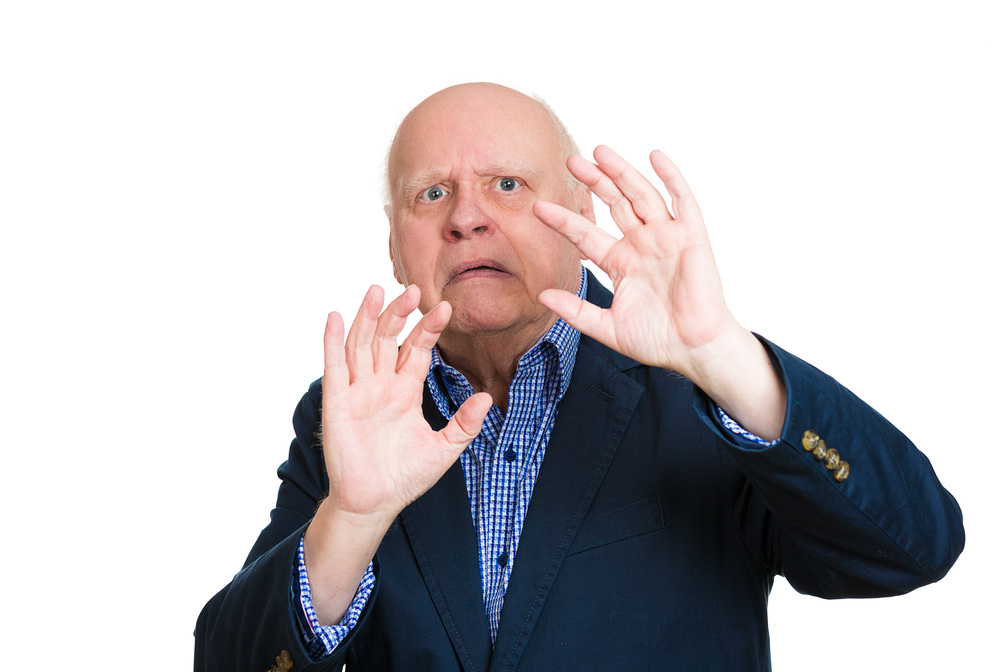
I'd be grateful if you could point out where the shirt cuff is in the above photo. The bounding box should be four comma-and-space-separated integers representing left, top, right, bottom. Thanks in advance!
297, 533, 376, 657
715, 404, 779, 447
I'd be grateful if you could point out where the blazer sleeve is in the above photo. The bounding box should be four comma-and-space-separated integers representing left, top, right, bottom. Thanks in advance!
194, 379, 373, 672
693, 338, 964, 598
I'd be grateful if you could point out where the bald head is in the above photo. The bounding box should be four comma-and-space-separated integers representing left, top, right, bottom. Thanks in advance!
380, 81, 594, 344
384, 83, 581, 209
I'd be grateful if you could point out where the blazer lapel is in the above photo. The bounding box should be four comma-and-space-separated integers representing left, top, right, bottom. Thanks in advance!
489, 339, 644, 672
399, 389, 493, 672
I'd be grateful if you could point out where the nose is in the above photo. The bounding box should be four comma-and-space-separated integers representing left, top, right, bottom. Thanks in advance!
446, 191, 495, 242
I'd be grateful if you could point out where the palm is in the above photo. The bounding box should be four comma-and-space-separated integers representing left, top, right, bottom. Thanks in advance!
321, 285, 490, 519
536, 147, 738, 378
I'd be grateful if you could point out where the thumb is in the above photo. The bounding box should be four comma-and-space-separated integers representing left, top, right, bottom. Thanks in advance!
439, 392, 492, 454
538, 289, 617, 350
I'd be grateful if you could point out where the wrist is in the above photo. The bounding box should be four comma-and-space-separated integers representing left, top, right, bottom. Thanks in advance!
307, 498, 395, 559
686, 327, 786, 441
302, 500, 393, 625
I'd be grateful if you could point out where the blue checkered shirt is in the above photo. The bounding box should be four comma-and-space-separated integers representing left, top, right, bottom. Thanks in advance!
295, 268, 775, 655
424, 272, 585, 642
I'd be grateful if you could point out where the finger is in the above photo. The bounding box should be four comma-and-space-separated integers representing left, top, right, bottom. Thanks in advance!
533, 200, 617, 268
372, 285, 421, 373
567, 154, 643, 233
538, 288, 618, 351
649, 150, 704, 226
344, 285, 384, 381
592, 145, 672, 226
396, 300, 452, 379
438, 392, 492, 456
322, 311, 348, 406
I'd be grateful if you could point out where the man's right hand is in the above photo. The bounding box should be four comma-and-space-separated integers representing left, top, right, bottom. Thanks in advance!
303, 285, 491, 626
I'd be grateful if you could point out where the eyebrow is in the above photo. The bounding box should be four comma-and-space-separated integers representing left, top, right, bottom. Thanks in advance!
397, 163, 543, 203
478, 163, 542, 183
399, 172, 445, 203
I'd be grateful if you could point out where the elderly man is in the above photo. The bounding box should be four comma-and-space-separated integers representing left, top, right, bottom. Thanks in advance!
195, 83, 963, 671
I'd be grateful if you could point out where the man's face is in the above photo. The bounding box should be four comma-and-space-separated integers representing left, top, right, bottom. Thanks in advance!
386, 84, 591, 344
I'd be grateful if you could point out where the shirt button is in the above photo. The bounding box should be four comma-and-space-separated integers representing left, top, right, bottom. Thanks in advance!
497, 552, 509, 567
503, 448, 517, 462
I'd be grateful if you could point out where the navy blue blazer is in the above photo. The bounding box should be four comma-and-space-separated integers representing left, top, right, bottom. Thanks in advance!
195, 273, 963, 671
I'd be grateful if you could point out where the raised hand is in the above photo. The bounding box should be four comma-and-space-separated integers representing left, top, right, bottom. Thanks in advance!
534, 146, 785, 439
304, 285, 491, 625
533, 147, 737, 375
321, 284, 492, 521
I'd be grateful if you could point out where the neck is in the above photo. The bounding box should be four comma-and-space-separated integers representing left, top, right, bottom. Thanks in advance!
437, 318, 557, 413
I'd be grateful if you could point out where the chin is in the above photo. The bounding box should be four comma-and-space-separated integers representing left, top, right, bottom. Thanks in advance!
447, 306, 517, 336
446, 294, 543, 337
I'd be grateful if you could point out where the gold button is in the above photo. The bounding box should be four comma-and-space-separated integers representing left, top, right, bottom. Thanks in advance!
812, 439, 828, 461
823, 449, 840, 470
834, 461, 850, 482
268, 650, 294, 672
802, 430, 820, 451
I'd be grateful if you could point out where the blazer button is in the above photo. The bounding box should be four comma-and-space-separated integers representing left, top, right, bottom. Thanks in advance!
823, 449, 841, 470
802, 430, 820, 451
812, 439, 828, 461
833, 461, 850, 482
267, 650, 294, 672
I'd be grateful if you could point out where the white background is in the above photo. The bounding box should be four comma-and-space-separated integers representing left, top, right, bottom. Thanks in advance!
2, 1, 996, 669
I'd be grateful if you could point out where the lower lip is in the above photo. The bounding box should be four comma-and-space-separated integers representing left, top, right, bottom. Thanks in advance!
450, 267, 511, 283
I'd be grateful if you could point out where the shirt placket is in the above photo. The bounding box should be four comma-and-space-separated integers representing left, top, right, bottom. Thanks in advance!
473, 407, 504, 636
482, 361, 549, 638
426, 302, 580, 643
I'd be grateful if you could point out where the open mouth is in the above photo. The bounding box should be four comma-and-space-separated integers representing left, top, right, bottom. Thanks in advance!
448, 260, 512, 284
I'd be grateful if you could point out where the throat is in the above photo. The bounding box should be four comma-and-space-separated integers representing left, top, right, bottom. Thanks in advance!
483, 385, 509, 416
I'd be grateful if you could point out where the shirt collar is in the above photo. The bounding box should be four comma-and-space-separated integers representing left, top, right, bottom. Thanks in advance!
427, 266, 587, 417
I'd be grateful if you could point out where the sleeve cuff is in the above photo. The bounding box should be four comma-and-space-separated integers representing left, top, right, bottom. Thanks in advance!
296, 533, 376, 657
715, 404, 779, 447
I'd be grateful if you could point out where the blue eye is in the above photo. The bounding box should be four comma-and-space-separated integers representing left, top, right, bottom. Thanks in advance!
498, 178, 519, 192
422, 186, 446, 201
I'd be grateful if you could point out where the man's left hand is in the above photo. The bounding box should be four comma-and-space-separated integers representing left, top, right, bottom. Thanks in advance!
533, 146, 786, 440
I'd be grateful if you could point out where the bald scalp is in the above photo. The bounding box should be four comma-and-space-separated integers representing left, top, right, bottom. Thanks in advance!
382, 83, 582, 209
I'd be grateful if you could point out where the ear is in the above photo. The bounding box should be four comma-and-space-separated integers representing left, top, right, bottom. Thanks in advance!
568, 185, 596, 261
389, 238, 402, 284
574, 184, 596, 225
387, 209, 404, 286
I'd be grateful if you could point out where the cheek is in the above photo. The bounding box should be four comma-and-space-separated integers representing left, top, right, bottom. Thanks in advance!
391, 226, 433, 281
395, 243, 445, 308
536, 225, 581, 261
520, 230, 581, 290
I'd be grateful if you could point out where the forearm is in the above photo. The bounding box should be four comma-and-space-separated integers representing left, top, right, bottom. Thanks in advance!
303, 499, 395, 625
696, 338, 964, 595
686, 325, 786, 442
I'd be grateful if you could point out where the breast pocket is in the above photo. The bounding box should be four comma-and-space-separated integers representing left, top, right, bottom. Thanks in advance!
566, 497, 666, 557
